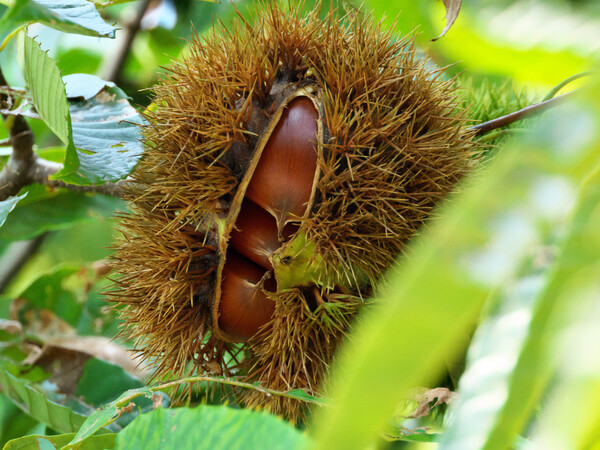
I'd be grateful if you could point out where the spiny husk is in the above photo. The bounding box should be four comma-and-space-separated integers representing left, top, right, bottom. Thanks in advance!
111, 2, 478, 421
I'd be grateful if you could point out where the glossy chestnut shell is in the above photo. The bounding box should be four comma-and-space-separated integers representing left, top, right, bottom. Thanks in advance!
215, 96, 320, 341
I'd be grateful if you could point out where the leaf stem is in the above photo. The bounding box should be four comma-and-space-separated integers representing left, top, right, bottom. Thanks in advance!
542, 71, 595, 102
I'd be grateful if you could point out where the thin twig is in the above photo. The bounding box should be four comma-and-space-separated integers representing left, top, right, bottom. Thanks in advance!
102, 0, 152, 83
470, 91, 576, 137
0, 235, 46, 293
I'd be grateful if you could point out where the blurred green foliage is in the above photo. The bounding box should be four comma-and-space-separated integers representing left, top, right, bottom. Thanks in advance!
0, 0, 598, 448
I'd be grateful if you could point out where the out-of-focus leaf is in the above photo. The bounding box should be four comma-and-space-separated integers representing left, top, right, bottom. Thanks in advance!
434, 0, 462, 40
311, 90, 599, 448
285, 389, 327, 406
437, 274, 551, 449
0, 194, 27, 228
141, 0, 177, 30
542, 71, 594, 102
22, 34, 78, 177
75, 358, 143, 407
59, 74, 144, 185
364, 0, 435, 42
482, 136, 600, 447
0, 319, 22, 342
525, 263, 600, 449
114, 406, 309, 450
0, 190, 123, 241
4, 432, 116, 450
435, 4, 593, 85
15, 266, 81, 327
25, 344, 91, 396
436, 88, 600, 447
0, 367, 87, 433
0, 0, 116, 38
56, 48, 102, 77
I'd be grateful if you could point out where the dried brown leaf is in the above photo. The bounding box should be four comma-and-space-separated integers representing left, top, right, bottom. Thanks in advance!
46, 336, 150, 381
409, 387, 457, 418
433, 0, 463, 41
0, 319, 22, 336
25, 345, 92, 395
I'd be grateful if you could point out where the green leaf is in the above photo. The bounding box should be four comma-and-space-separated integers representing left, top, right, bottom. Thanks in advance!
114, 406, 309, 450
4, 432, 116, 450
67, 386, 154, 446
13, 265, 81, 325
0, 190, 123, 241
285, 389, 327, 406
22, 39, 141, 185
311, 93, 600, 447
75, 358, 143, 407
67, 374, 322, 446
59, 74, 144, 184
0, 194, 27, 228
22, 34, 78, 177
0, 366, 87, 433
525, 263, 600, 448
0, 0, 116, 38
479, 123, 600, 446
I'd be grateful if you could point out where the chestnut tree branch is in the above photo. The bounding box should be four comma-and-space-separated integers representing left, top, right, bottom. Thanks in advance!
0, 68, 36, 201
470, 91, 575, 137
102, 0, 152, 84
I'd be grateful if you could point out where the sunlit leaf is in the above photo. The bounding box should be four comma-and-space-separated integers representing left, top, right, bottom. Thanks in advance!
480, 115, 600, 447
23, 39, 143, 185
526, 261, 600, 449
59, 74, 145, 185
0, 0, 116, 38
114, 406, 308, 450
22, 34, 78, 175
